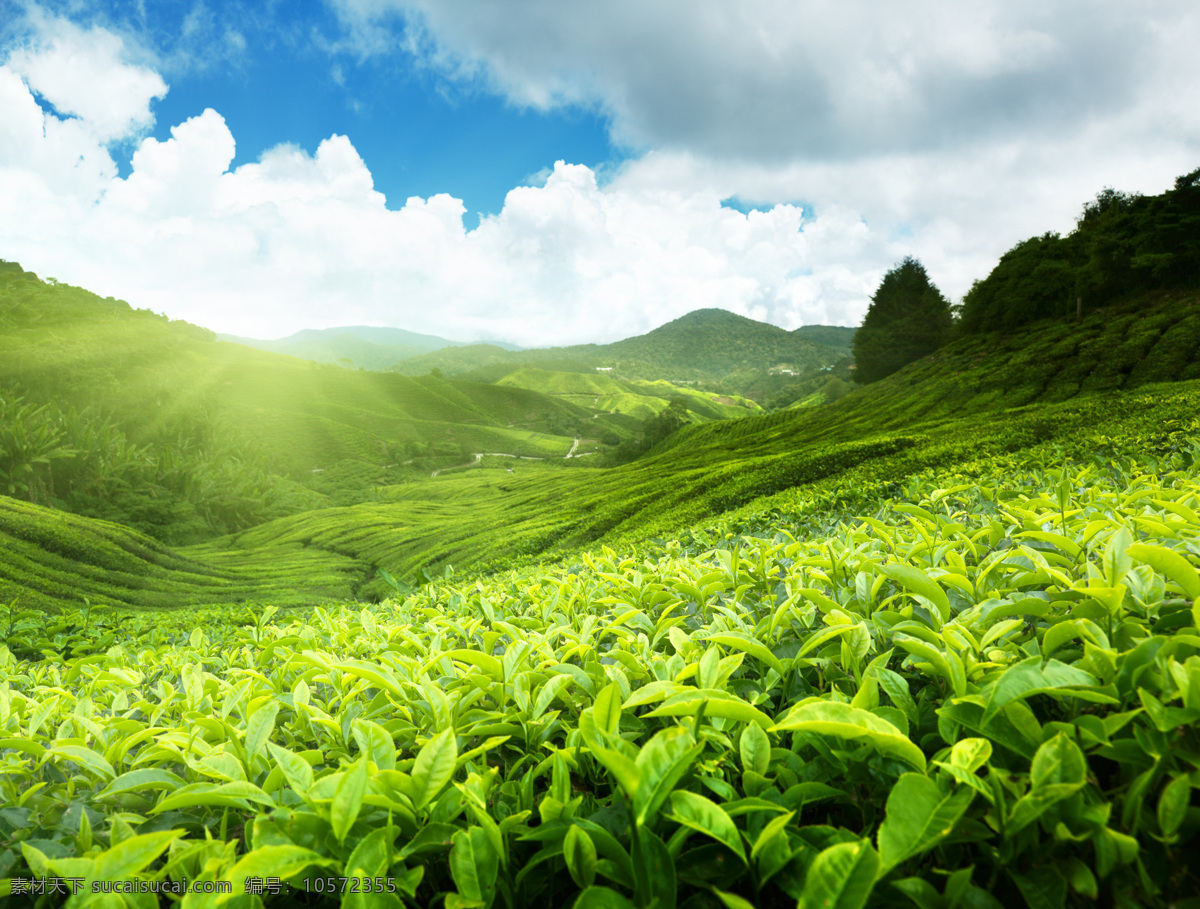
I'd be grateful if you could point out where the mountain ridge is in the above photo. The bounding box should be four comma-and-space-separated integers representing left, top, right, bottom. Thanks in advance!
391, 308, 852, 379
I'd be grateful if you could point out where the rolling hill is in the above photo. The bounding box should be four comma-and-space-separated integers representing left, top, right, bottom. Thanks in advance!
120, 286, 1200, 600
390, 309, 848, 380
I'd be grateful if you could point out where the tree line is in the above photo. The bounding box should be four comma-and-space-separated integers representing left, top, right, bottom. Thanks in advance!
853, 166, 1200, 383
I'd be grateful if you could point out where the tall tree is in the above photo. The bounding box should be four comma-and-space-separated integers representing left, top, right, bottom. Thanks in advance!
852, 257, 953, 383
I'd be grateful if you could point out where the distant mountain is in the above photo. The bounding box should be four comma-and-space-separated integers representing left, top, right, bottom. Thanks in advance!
792, 324, 856, 355
597, 308, 839, 376
219, 325, 520, 371
393, 308, 848, 380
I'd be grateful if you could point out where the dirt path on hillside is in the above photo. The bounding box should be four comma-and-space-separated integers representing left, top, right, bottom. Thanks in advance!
430, 437, 594, 476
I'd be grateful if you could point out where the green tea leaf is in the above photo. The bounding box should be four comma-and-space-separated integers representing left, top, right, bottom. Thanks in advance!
450, 826, 499, 904
643, 689, 773, 729
877, 773, 973, 872
592, 682, 623, 735
345, 824, 400, 878
564, 824, 598, 888
353, 718, 398, 771
634, 725, 704, 826
96, 768, 186, 800
45, 744, 115, 781
772, 700, 925, 771
1030, 733, 1086, 789
266, 742, 314, 795
411, 728, 458, 812
1009, 865, 1068, 909
442, 649, 504, 682
152, 781, 275, 814
573, 886, 638, 909
1157, 774, 1191, 838
667, 790, 747, 863
92, 830, 183, 881
705, 631, 786, 675
1127, 542, 1200, 599
244, 701, 279, 763
739, 722, 770, 777
881, 563, 950, 623
982, 657, 1097, 725
798, 839, 880, 909
331, 755, 369, 842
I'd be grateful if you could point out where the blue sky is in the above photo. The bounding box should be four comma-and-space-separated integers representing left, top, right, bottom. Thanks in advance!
130, 0, 622, 225
31, 0, 617, 225
1, 1, 1197, 344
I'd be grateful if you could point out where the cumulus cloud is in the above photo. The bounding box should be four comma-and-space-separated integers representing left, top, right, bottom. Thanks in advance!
2, 3, 1198, 347
322, 0, 1200, 313
0, 21, 878, 343
0, 95, 877, 342
326, 0, 1199, 160
4, 9, 166, 143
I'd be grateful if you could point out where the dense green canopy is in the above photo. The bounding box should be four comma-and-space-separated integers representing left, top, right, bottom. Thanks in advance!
960, 167, 1200, 332
852, 257, 952, 383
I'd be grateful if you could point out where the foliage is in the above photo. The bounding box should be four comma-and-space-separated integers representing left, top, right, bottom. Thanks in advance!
959, 167, 1200, 333
0, 392, 307, 544
852, 258, 953, 384
0, 395, 76, 505
1, 433, 1199, 906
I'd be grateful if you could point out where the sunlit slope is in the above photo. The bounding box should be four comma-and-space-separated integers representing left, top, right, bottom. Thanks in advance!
0, 495, 367, 610
218, 324, 473, 370
222, 378, 1200, 596
0, 267, 593, 477
219, 290, 1200, 587
200, 357, 589, 473
493, 367, 761, 422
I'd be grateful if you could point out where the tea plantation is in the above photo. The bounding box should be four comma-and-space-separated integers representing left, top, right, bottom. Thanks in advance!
4, 265, 1200, 905
2, 415, 1200, 907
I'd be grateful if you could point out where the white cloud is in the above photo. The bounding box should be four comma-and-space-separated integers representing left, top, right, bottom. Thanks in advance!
2, 4, 1198, 348
320, 0, 1200, 316
327, 0, 1199, 160
4, 10, 166, 143
0, 11, 899, 345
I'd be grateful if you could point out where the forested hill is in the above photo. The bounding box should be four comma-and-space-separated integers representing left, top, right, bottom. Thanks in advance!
392, 308, 848, 378
959, 166, 1200, 332
597, 308, 839, 375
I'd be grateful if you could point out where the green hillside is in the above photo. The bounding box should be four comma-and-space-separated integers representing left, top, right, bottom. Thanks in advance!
391, 309, 846, 381
493, 368, 761, 423
173, 287, 1200, 599
0, 264, 606, 536
4, 249, 1200, 906
2, 384, 1197, 906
